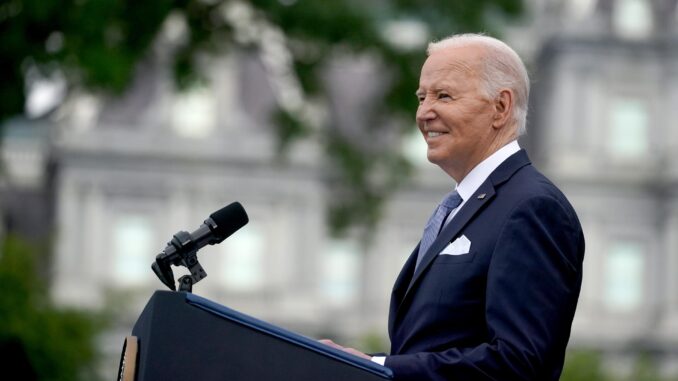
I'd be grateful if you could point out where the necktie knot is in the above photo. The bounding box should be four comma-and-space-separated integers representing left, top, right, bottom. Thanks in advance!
440, 190, 463, 210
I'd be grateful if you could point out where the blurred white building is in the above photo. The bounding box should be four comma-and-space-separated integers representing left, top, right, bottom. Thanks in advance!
514, 0, 678, 376
2, 0, 678, 377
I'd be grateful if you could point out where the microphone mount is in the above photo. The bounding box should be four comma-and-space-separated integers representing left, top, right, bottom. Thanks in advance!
153, 229, 209, 293
151, 202, 249, 293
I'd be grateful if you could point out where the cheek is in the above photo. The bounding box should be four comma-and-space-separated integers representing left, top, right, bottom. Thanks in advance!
436, 110, 457, 128
460, 109, 492, 132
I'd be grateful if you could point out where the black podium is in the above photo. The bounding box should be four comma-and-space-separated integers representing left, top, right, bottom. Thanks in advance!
123, 291, 393, 381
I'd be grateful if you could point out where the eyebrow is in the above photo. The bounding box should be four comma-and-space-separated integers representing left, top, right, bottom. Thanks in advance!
415, 84, 454, 97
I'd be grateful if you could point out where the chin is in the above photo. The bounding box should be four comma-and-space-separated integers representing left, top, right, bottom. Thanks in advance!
426, 149, 448, 166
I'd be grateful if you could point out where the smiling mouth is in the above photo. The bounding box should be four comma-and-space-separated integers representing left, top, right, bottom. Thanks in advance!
427, 131, 446, 138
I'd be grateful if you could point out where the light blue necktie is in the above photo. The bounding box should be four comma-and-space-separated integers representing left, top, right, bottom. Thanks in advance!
415, 190, 463, 269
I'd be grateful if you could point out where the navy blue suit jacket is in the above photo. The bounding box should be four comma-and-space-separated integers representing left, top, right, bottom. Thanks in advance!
385, 150, 585, 381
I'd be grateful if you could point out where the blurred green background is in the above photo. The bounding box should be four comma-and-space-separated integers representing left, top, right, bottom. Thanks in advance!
2, 0, 678, 379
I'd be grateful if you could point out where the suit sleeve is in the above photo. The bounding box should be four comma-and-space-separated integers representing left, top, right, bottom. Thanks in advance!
384, 195, 585, 381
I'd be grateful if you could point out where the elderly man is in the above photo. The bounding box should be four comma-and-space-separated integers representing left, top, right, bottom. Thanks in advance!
322, 33, 585, 381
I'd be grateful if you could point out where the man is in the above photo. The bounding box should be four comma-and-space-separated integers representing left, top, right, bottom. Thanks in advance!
322, 33, 584, 380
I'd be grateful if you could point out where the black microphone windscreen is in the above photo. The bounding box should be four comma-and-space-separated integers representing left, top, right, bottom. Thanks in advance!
210, 202, 249, 239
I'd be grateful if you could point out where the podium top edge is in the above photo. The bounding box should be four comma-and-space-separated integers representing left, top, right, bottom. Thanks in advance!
166, 291, 394, 379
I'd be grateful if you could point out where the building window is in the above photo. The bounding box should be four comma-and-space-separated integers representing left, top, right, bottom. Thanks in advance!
219, 224, 265, 292
112, 214, 155, 286
569, 0, 595, 20
608, 97, 649, 159
171, 86, 216, 139
322, 239, 360, 306
613, 0, 653, 39
381, 20, 429, 51
603, 240, 645, 312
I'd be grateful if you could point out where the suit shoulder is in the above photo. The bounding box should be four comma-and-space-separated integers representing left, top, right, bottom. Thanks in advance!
503, 165, 579, 220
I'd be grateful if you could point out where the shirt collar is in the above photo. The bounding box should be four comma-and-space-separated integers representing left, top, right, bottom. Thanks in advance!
455, 140, 521, 202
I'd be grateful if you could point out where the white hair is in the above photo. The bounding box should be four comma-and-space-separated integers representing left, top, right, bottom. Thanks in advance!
427, 33, 530, 135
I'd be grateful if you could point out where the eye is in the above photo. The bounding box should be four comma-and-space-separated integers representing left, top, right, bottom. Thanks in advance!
416, 94, 425, 104
438, 93, 452, 100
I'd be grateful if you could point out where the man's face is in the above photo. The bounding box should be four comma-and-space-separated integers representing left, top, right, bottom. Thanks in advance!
415, 45, 497, 181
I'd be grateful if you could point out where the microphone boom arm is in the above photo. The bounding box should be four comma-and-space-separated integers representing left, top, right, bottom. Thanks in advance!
152, 230, 208, 292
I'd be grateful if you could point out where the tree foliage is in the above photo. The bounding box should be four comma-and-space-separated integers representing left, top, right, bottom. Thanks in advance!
560, 349, 678, 381
560, 350, 609, 381
0, 0, 524, 236
0, 236, 105, 380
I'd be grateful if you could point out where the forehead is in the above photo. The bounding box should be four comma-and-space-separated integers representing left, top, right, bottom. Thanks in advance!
419, 45, 484, 86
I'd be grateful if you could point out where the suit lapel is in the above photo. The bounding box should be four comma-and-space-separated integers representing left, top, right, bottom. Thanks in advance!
392, 245, 419, 301
388, 245, 418, 335
395, 150, 532, 317
398, 183, 496, 308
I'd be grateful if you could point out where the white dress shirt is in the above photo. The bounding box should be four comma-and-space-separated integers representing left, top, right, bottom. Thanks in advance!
445, 140, 520, 223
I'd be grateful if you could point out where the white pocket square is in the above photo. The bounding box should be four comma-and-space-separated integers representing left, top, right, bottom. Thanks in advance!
440, 235, 471, 256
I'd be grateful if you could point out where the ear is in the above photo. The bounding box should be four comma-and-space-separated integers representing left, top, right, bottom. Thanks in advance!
492, 89, 513, 129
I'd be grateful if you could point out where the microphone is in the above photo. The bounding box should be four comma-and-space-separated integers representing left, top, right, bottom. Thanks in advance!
152, 202, 249, 291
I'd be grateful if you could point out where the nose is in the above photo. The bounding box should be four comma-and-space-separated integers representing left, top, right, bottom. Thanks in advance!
416, 99, 436, 125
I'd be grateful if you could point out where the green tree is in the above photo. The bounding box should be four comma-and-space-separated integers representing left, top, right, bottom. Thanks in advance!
560, 350, 609, 381
560, 349, 678, 381
628, 352, 666, 381
0, 236, 105, 380
0, 0, 524, 236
